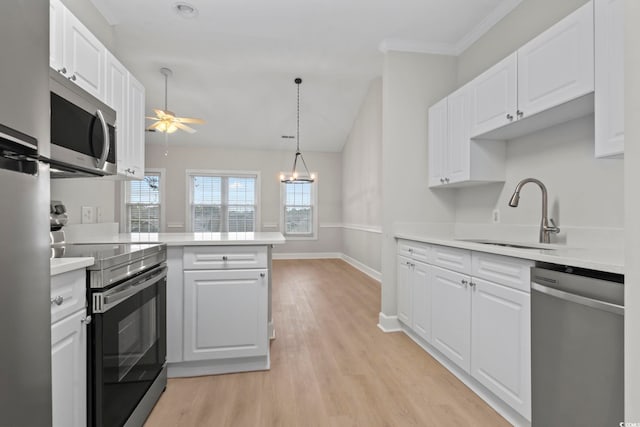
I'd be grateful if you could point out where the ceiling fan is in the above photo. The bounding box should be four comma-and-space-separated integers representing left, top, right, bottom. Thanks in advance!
146, 67, 204, 134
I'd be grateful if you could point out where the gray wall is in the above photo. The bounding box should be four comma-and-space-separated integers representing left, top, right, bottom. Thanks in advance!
341, 78, 383, 273
60, 0, 115, 51
625, 0, 640, 419
144, 143, 343, 255
381, 51, 458, 315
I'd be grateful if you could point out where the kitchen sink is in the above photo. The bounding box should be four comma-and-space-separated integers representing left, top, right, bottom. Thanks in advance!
455, 238, 561, 250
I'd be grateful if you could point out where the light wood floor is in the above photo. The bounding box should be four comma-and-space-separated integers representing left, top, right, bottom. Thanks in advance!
145, 259, 509, 427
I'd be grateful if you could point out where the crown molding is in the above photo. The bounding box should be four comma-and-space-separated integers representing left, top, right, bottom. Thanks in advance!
378, 38, 457, 56
453, 0, 523, 55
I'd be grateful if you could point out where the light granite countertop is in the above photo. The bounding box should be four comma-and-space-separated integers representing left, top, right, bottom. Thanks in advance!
66, 232, 286, 246
396, 232, 624, 275
50, 257, 94, 276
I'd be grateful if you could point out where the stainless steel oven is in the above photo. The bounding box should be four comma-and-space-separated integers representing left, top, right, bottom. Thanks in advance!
89, 264, 167, 427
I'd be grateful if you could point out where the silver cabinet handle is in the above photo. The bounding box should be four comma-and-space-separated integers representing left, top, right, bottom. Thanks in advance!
222, 256, 228, 261
440, 178, 445, 183
408, 248, 414, 253
260, 272, 266, 278
51, 296, 64, 306
81, 315, 92, 325
57, 67, 67, 75
68, 74, 77, 81
517, 110, 524, 118
470, 282, 476, 288
461, 279, 468, 285
444, 177, 450, 183
95, 109, 110, 170
506, 114, 514, 121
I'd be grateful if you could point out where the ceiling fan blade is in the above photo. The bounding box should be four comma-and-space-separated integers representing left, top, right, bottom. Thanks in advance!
175, 117, 205, 124
174, 122, 197, 134
153, 109, 165, 117
147, 121, 164, 130
146, 116, 161, 121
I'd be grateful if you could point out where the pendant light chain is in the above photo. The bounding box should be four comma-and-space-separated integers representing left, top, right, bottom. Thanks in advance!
296, 79, 301, 153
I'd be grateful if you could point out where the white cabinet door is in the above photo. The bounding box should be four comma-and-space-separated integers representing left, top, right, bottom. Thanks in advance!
51, 309, 87, 427
127, 74, 145, 179
471, 278, 531, 419
446, 86, 471, 184
396, 256, 412, 326
428, 97, 448, 187
595, 0, 624, 158
63, 9, 106, 100
183, 269, 268, 361
469, 53, 517, 137
49, 0, 65, 73
412, 261, 432, 343
431, 266, 471, 372
105, 52, 131, 177
517, 1, 594, 119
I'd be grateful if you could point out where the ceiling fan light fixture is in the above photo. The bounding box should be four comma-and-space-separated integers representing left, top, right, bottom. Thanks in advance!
281, 77, 314, 184
174, 3, 198, 19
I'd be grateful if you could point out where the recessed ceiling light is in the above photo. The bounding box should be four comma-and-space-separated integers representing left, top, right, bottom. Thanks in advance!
174, 2, 198, 19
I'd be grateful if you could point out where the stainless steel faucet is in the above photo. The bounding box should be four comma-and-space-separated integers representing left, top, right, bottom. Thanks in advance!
508, 178, 560, 243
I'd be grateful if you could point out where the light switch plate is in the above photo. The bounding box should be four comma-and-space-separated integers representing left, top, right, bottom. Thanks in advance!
492, 209, 500, 223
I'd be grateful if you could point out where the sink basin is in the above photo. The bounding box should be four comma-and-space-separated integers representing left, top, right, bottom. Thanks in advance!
455, 238, 560, 250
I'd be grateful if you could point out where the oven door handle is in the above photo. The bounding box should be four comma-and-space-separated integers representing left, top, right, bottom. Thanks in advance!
99, 266, 167, 313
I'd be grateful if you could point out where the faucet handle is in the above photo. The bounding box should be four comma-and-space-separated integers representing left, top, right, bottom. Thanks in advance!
546, 218, 560, 234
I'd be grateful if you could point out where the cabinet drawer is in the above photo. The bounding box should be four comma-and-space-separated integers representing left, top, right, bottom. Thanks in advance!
397, 240, 431, 263
471, 252, 534, 292
183, 246, 268, 270
431, 245, 471, 274
51, 269, 86, 324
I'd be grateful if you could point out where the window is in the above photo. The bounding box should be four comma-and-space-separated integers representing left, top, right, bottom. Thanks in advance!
280, 180, 317, 239
187, 171, 259, 232
124, 171, 163, 232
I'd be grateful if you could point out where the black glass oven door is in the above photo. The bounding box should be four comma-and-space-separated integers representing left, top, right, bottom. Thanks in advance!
90, 274, 166, 427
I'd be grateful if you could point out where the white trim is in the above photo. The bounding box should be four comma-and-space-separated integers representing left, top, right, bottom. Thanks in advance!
341, 254, 381, 282
378, 38, 457, 55
185, 169, 261, 233
377, 312, 402, 332
400, 325, 530, 427
453, 0, 524, 55
342, 223, 383, 234
319, 222, 343, 228
272, 252, 342, 260
262, 222, 278, 229
168, 355, 270, 378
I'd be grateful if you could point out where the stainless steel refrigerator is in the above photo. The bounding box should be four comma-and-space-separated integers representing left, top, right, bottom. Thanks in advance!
0, 0, 52, 425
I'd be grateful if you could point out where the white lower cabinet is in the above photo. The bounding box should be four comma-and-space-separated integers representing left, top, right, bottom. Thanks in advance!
431, 266, 471, 372
51, 308, 87, 427
471, 277, 531, 419
396, 239, 532, 421
183, 269, 268, 361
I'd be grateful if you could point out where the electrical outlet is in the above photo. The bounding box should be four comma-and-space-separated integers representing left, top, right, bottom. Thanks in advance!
81, 206, 95, 224
492, 209, 500, 224
96, 207, 103, 223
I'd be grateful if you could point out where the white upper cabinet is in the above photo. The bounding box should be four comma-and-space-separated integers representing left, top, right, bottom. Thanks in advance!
105, 52, 130, 176
49, 0, 65, 73
63, 9, 106, 100
127, 75, 146, 178
428, 86, 506, 188
466, 1, 595, 142
517, 1, 594, 119
595, 0, 624, 158
469, 53, 518, 137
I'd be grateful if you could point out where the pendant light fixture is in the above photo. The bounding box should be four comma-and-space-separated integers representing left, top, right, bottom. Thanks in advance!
280, 78, 315, 183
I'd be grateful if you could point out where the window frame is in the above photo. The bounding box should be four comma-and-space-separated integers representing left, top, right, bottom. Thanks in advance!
121, 168, 166, 233
279, 175, 318, 240
185, 169, 261, 233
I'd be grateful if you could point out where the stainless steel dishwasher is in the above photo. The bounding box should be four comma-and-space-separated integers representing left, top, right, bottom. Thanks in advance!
531, 264, 624, 427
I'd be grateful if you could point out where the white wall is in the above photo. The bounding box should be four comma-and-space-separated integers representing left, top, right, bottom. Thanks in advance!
60, 0, 114, 51
624, 0, 640, 419
50, 178, 117, 224
380, 51, 458, 315
341, 78, 383, 273
144, 143, 343, 255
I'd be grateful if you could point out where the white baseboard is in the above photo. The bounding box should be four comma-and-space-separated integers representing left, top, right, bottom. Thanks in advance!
377, 312, 402, 332
272, 252, 342, 260
341, 254, 381, 282
400, 325, 530, 427
168, 354, 270, 378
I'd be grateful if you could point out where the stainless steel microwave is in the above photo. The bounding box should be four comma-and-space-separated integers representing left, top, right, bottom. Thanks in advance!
48, 69, 117, 177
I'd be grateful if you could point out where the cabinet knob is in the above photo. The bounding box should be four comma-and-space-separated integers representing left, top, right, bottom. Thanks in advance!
440, 178, 445, 183
506, 114, 514, 121
408, 248, 413, 253
57, 67, 67, 75
68, 74, 77, 81
222, 256, 228, 261
470, 282, 476, 288
81, 315, 92, 325
461, 279, 468, 285
260, 272, 266, 278
444, 177, 450, 183
51, 295, 64, 306
517, 110, 524, 118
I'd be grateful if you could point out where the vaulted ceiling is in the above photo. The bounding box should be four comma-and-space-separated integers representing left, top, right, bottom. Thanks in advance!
90, 0, 522, 152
